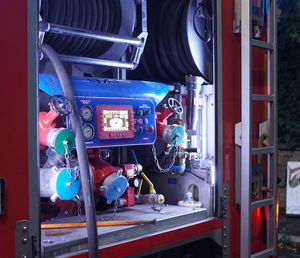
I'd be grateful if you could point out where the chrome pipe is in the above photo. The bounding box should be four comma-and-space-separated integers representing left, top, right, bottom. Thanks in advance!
57, 55, 136, 70
185, 75, 205, 152
40, 22, 143, 47
185, 75, 205, 132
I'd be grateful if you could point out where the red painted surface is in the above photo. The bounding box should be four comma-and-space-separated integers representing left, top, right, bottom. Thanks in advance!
155, 107, 174, 140
39, 107, 59, 147
221, 1, 242, 256
72, 218, 222, 258
0, 2, 29, 258
89, 159, 120, 192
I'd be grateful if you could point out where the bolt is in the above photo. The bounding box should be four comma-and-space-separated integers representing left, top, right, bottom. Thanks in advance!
22, 255, 28, 258
115, 187, 121, 193
99, 186, 105, 191
66, 182, 72, 187
22, 237, 28, 244
223, 245, 227, 249
22, 226, 28, 232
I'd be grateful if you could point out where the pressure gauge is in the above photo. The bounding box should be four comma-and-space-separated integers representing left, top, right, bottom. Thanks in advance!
82, 123, 95, 140
80, 105, 93, 121
109, 117, 124, 129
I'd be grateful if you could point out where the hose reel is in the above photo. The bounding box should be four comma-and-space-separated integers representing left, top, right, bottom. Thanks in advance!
40, 0, 146, 73
129, 0, 213, 83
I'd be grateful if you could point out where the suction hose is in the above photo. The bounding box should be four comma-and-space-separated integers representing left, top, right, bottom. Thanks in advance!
41, 44, 99, 258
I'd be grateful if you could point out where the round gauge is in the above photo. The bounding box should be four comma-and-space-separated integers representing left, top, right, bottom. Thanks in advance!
82, 123, 95, 140
80, 105, 93, 121
109, 117, 124, 129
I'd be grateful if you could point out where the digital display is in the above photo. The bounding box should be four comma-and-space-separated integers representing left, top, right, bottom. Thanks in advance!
103, 110, 129, 132
97, 104, 135, 140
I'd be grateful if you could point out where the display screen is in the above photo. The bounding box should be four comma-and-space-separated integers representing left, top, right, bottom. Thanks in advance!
97, 104, 134, 140
103, 110, 129, 132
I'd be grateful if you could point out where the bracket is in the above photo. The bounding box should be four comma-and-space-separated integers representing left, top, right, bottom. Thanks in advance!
15, 220, 31, 258
235, 122, 242, 205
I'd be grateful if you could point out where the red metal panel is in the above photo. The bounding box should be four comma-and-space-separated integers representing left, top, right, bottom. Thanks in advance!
0, 2, 29, 258
72, 218, 222, 258
221, 1, 242, 257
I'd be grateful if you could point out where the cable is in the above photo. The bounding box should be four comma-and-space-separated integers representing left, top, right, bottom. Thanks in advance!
41, 44, 99, 258
187, 171, 206, 181
130, 149, 139, 165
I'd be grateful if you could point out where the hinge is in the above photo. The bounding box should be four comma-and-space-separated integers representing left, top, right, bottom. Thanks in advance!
234, 122, 242, 146
221, 184, 230, 258
16, 220, 32, 258
233, 0, 241, 33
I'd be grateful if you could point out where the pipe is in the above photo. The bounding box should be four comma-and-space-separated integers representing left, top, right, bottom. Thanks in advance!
130, 149, 139, 165
41, 219, 156, 229
41, 44, 98, 258
185, 76, 204, 131
185, 75, 205, 151
40, 22, 143, 47
55, 54, 136, 70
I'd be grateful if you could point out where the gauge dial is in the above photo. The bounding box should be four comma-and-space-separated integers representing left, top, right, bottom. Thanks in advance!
80, 105, 93, 121
109, 117, 124, 129
82, 123, 94, 140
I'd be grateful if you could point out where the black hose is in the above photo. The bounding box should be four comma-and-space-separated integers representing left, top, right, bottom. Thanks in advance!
41, 44, 99, 258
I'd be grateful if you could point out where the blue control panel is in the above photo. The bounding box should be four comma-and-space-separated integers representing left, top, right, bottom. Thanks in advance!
39, 74, 170, 147
76, 97, 156, 147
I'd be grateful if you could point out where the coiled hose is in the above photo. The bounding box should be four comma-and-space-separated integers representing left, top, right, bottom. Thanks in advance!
41, 44, 99, 258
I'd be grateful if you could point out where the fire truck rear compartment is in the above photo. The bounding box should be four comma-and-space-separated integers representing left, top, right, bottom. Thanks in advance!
38, 0, 216, 256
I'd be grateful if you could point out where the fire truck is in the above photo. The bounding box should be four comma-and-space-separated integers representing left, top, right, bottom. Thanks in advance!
0, 0, 277, 257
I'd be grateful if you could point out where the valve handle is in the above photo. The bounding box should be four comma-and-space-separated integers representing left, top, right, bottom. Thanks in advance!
50, 95, 72, 116
167, 98, 183, 115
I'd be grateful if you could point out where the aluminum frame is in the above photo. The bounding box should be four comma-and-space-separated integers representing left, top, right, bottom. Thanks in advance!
240, 0, 277, 257
28, 0, 40, 257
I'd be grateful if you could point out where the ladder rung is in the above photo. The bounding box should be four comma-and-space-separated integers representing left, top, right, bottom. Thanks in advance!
251, 39, 274, 50
251, 248, 274, 258
251, 198, 274, 209
251, 147, 274, 155
252, 94, 274, 102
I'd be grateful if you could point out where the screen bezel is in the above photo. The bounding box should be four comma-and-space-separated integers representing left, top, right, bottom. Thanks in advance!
96, 105, 135, 139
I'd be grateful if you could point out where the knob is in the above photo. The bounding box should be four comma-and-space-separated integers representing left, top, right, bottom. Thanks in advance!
137, 118, 143, 125
144, 109, 150, 115
136, 109, 143, 116
147, 126, 154, 133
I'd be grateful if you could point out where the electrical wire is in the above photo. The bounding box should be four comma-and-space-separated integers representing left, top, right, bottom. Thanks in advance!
186, 170, 206, 181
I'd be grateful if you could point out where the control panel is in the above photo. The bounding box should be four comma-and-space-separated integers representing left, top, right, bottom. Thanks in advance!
75, 97, 156, 147
39, 74, 170, 147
